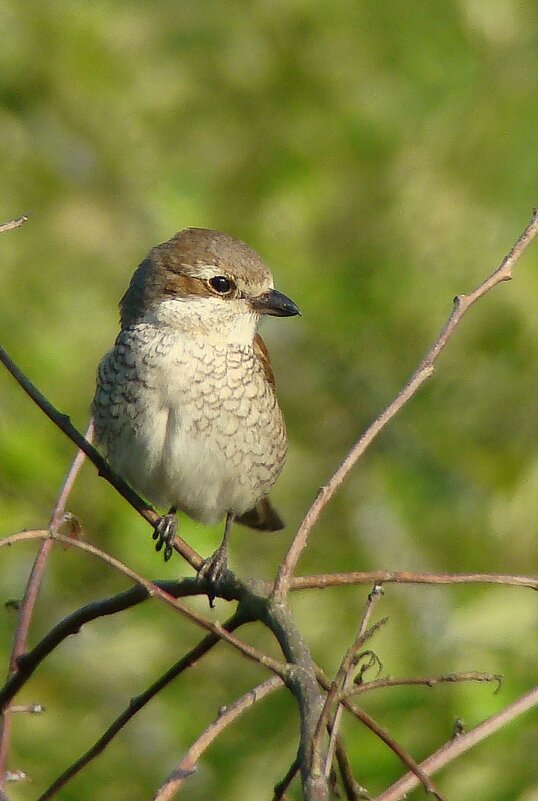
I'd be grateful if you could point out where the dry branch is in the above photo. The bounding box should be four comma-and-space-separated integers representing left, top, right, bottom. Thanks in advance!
273, 210, 538, 598
0, 577, 204, 712
373, 685, 538, 801
312, 585, 384, 779
36, 611, 247, 801
290, 570, 538, 591
0, 424, 91, 780
152, 677, 283, 801
351, 671, 503, 697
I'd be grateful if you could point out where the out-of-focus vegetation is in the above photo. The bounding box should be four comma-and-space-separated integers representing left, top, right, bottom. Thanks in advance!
1, 2, 537, 799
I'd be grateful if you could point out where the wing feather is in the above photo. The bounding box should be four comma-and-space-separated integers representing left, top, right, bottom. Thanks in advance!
253, 333, 275, 387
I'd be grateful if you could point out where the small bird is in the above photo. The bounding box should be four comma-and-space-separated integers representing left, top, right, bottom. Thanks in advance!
92, 228, 300, 582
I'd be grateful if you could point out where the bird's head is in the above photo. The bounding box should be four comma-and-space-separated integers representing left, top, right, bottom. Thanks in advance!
120, 228, 300, 344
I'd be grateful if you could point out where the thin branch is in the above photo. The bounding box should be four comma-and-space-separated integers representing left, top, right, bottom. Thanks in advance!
0, 578, 206, 712
290, 570, 538, 591
1, 529, 330, 799
0, 423, 91, 783
0, 343, 202, 571
1, 527, 288, 684
312, 585, 384, 778
36, 612, 248, 801
0, 537, 530, 712
0, 530, 50, 549
273, 755, 301, 801
334, 734, 370, 800
316, 670, 446, 801
0, 532, 531, 714
373, 685, 538, 801
152, 677, 283, 801
2, 538, 536, 593
37, 532, 288, 678
351, 671, 503, 697
39, 593, 327, 801
0, 215, 28, 234
273, 210, 538, 598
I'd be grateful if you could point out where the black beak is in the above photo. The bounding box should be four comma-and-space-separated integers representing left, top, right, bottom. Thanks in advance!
251, 289, 301, 317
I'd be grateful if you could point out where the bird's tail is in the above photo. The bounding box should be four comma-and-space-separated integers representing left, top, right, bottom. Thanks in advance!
235, 497, 285, 531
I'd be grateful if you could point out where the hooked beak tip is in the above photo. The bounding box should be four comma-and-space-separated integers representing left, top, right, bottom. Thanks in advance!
252, 289, 301, 318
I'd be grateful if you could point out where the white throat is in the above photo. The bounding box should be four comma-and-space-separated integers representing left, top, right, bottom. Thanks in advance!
153, 297, 259, 346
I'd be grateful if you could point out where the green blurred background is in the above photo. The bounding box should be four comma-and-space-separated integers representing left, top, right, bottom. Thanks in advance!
1, 2, 537, 799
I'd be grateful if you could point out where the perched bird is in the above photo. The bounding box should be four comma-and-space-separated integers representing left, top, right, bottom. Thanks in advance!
92, 228, 300, 582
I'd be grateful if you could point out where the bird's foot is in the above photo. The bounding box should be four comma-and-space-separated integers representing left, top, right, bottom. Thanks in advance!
153, 510, 177, 562
198, 542, 229, 606
198, 542, 229, 583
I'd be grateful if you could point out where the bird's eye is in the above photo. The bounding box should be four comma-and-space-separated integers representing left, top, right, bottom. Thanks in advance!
209, 276, 233, 294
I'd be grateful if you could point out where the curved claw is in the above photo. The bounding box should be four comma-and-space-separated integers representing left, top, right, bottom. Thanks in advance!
197, 542, 229, 607
197, 512, 234, 605
153, 512, 177, 562
198, 542, 229, 585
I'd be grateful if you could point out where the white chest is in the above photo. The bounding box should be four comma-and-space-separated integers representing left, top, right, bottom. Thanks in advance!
95, 327, 287, 523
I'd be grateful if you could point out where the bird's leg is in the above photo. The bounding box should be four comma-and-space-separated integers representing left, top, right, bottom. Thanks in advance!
198, 512, 234, 588
153, 506, 177, 562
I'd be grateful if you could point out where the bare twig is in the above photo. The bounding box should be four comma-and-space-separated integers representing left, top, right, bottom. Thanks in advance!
0, 215, 28, 234
1, 528, 288, 692
1, 539, 536, 593
315, 670, 446, 801
290, 570, 538, 591
1, 528, 329, 800
0, 532, 530, 725
373, 685, 538, 801
152, 677, 283, 801
0, 530, 50, 549
36, 612, 248, 801
0, 577, 207, 712
0, 539, 529, 713
273, 755, 301, 800
312, 585, 384, 779
9, 531, 288, 679
352, 671, 503, 696
273, 211, 538, 598
38, 592, 329, 801
0, 422, 91, 783
334, 734, 370, 800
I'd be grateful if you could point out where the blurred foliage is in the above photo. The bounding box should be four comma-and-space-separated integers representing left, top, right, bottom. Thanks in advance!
1, 1, 537, 799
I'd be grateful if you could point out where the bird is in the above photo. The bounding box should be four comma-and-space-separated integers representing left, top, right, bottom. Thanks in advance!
92, 227, 300, 585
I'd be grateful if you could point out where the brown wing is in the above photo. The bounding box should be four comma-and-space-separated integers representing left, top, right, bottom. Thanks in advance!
236, 497, 285, 532
253, 333, 275, 387
239, 337, 281, 531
